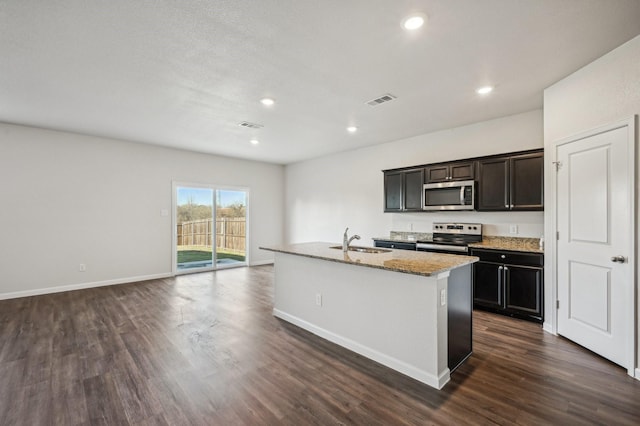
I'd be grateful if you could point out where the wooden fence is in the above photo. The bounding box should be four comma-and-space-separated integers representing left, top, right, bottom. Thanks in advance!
177, 218, 246, 253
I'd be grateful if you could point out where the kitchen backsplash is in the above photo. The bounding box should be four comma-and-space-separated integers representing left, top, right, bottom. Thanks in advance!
390, 211, 544, 238
389, 231, 432, 241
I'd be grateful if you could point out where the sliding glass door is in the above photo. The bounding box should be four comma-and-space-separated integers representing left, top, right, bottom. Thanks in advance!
174, 183, 247, 274
215, 190, 247, 266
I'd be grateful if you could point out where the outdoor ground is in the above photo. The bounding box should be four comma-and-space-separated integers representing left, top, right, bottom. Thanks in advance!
177, 246, 245, 263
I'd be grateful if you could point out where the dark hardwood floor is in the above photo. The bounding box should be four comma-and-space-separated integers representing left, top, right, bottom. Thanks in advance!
1, 265, 639, 425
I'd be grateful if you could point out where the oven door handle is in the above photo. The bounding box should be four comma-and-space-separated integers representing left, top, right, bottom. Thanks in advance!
416, 243, 469, 253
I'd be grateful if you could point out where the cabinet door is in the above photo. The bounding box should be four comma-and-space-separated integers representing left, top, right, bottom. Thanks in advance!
477, 157, 509, 211
426, 162, 475, 183
510, 152, 544, 210
504, 265, 543, 320
384, 172, 403, 211
425, 165, 449, 183
450, 161, 475, 181
403, 168, 424, 211
473, 261, 503, 309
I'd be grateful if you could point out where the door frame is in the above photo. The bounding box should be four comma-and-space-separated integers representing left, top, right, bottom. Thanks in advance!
550, 116, 636, 376
172, 181, 250, 275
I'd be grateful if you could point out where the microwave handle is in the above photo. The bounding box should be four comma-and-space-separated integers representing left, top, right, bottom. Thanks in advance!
460, 186, 465, 205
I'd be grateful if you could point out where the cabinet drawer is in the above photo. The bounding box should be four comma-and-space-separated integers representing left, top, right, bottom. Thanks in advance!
373, 240, 416, 250
470, 249, 543, 267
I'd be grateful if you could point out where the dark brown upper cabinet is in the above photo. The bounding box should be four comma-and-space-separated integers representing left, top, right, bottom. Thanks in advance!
384, 168, 424, 212
477, 150, 543, 211
425, 161, 475, 183
384, 149, 543, 213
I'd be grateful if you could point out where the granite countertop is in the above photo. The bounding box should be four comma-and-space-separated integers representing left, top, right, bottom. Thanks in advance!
260, 242, 478, 277
374, 233, 543, 253
372, 232, 432, 243
372, 236, 424, 243
468, 236, 543, 253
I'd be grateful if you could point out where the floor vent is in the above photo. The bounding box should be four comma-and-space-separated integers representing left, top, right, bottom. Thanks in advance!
238, 121, 264, 129
365, 93, 397, 107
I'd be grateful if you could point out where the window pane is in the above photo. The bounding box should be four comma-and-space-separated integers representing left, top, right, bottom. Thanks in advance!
176, 187, 213, 271
215, 190, 247, 266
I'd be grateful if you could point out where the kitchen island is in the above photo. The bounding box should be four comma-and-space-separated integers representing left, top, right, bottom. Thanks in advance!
260, 242, 478, 389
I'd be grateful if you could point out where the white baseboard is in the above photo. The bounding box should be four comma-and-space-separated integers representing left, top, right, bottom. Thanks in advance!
0, 273, 172, 300
542, 322, 555, 335
273, 308, 449, 390
250, 260, 274, 266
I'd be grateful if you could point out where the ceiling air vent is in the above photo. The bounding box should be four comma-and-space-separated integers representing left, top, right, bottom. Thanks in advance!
238, 121, 264, 129
365, 93, 397, 107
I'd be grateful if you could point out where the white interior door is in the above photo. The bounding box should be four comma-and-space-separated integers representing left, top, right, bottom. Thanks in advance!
556, 122, 634, 371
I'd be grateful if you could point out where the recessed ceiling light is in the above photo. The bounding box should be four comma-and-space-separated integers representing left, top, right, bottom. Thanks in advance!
250, 139, 259, 145
403, 14, 425, 30
476, 86, 494, 95
260, 98, 275, 106
347, 126, 358, 133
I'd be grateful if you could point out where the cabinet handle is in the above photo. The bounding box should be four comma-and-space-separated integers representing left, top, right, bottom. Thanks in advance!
391, 244, 395, 248
501, 254, 506, 259
510, 204, 514, 209
505, 204, 509, 208
497, 266, 503, 306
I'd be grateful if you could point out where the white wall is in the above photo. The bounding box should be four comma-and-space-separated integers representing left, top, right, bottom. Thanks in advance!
543, 35, 640, 372
285, 110, 544, 245
0, 123, 284, 298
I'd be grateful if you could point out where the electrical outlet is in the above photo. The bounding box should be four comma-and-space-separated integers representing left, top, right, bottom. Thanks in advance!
315, 293, 322, 307
79, 264, 86, 272
440, 289, 447, 306
509, 225, 518, 234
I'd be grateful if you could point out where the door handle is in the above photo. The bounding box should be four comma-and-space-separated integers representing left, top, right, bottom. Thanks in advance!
611, 255, 626, 263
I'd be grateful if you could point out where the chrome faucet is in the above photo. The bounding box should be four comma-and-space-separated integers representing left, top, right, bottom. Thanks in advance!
343, 227, 361, 252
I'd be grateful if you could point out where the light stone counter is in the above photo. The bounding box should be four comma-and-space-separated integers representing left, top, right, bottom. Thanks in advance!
373, 233, 544, 253
372, 231, 432, 243
468, 236, 543, 253
261, 242, 478, 277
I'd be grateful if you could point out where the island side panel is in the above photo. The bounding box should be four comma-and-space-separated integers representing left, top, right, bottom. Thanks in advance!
447, 264, 473, 372
272, 252, 450, 389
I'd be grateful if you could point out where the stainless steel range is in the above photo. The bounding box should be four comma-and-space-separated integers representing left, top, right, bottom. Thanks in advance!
416, 222, 482, 254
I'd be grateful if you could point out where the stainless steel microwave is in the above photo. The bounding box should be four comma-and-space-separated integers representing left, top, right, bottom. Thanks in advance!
423, 180, 475, 211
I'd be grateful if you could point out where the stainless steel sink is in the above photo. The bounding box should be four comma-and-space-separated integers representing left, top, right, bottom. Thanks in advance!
329, 245, 392, 254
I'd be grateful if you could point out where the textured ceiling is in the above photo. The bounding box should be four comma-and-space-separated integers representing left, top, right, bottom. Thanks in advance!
2, 0, 640, 164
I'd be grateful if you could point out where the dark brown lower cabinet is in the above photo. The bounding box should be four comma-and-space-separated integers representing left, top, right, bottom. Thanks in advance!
373, 240, 416, 250
471, 248, 543, 323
